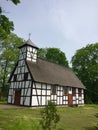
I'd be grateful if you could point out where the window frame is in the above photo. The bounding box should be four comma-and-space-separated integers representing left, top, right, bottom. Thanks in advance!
51, 85, 56, 95
63, 86, 68, 95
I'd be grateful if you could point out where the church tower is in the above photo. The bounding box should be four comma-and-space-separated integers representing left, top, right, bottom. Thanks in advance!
8, 39, 39, 106
18, 39, 39, 62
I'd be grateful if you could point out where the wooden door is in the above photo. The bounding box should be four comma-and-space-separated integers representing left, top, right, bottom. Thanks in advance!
14, 89, 21, 105
68, 94, 72, 106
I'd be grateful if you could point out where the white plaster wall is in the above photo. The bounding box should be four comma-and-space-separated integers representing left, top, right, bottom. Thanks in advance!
47, 90, 51, 95
24, 88, 31, 96
57, 86, 61, 90
54, 95, 57, 100
73, 96, 76, 100
42, 96, 46, 105
47, 96, 51, 101
32, 89, 36, 95
82, 89, 84, 93
19, 54, 24, 60
51, 95, 54, 100
37, 89, 41, 95
76, 88, 78, 93
82, 94, 84, 99
27, 57, 31, 61
25, 81, 31, 88
21, 89, 24, 96
36, 83, 41, 89
8, 96, 11, 103
27, 88, 31, 96
57, 97, 59, 105
28, 74, 31, 79
32, 96, 38, 106
19, 82, 22, 88
22, 82, 25, 88
79, 101, 82, 104
42, 90, 45, 95
63, 101, 65, 104
60, 98, 62, 104
14, 69, 17, 74
24, 97, 30, 106
68, 87, 72, 94
76, 94, 78, 99
82, 100, 84, 104
32, 59, 36, 62
47, 84, 51, 89
20, 97, 23, 105
73, 101, 76, 104
33, 48, 37, 53
63, 96, 66, 100
65, 96, 68, 100
65, 101, 68, 104
42, 84, 46, 89
79, 97, 82, 100
9, 89, 14, 95
24, 66, 28, 72
76, 100, 78, 104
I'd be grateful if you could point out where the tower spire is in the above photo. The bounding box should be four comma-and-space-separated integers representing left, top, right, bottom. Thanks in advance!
29, 33, 31, 39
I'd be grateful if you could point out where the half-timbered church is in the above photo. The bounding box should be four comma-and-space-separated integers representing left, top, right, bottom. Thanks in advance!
8, 39, 85, 107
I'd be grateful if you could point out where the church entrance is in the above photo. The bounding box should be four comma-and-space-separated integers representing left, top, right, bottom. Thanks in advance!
68, 94, 72, 106
14, 89, 21, 105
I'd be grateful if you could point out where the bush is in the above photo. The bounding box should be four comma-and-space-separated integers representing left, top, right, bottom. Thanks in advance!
40, 100, 60, 130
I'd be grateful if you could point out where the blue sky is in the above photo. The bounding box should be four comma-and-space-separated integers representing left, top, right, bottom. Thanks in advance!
1, 0, 98, 64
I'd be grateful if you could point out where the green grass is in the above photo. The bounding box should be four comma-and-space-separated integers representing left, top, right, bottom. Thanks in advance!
0, 105, 98, 130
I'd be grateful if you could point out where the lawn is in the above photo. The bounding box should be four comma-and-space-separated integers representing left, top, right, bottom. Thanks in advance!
0, 104, 98, 130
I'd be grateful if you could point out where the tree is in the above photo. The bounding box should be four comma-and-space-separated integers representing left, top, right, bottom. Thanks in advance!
71, 43, 98, 103
0, 0, 20, 39
38, 48, 69, 67
40, 100, 60, 130
0, 33, 24, 99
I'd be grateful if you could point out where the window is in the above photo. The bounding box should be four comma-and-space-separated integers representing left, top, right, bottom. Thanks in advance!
24, 72, 28, 80
78, 89, 82, 96
72, 88, 76, 96
51, 86, 56, 95
63, 87, 68, 95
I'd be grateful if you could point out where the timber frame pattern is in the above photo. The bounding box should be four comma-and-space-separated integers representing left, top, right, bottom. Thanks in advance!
8, 39, 85, 107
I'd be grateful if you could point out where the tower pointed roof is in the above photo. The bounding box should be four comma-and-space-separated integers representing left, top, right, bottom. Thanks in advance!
19, 39, 39, 49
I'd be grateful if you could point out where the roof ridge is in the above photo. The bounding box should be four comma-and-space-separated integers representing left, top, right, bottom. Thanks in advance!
37, 57, 71, 70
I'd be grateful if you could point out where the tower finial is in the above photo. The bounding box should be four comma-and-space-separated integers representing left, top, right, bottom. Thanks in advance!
29, 33, 31, 39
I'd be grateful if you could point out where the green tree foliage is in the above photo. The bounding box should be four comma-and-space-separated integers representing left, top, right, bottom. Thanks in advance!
71, 43, 98, 103
0, 0, 20, 39
38, 48, 69, 67
40, 100, 60, 130
0, 33, 24, 99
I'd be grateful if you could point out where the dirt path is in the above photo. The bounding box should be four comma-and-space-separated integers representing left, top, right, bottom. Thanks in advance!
0, 104, 26, 109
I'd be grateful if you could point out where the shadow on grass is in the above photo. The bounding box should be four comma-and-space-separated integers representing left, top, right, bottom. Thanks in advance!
84, 126, 98, 130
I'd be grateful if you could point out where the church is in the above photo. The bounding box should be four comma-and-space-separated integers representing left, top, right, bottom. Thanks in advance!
8, 39, 85, 107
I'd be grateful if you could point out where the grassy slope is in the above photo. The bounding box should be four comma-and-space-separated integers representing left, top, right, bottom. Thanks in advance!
0, 105, 98, 130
